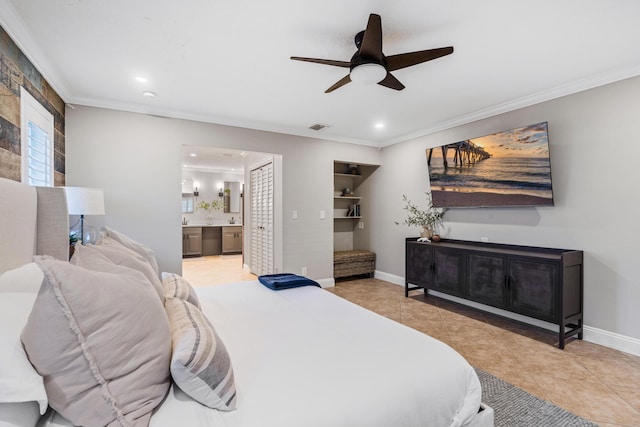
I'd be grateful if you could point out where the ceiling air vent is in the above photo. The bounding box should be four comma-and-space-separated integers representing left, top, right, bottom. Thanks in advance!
309, 123, 328, 131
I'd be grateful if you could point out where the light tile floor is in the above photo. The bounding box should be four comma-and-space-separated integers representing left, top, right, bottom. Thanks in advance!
183, 257, 640, 427
182, 254, 257, 285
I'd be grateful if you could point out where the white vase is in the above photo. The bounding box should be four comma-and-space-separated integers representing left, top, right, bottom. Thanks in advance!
420, 227, 433, 239
206, 213, 214, 225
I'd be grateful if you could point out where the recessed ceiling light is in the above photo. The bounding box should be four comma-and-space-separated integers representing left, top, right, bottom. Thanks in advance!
135, 76, 148, 83
189, 153, 197, 157
375, 122, 385, 129
143, 91, 156, 98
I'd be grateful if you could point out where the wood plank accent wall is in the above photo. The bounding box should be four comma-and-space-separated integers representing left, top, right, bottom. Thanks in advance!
0, 25, 66, 185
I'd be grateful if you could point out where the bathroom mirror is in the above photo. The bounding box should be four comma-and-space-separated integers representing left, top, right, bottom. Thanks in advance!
224, 181, 241, 213
181, 196, 194, 213
181, 179, 195, 213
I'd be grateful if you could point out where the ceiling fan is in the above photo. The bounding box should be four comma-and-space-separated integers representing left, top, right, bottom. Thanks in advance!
291, 13, 454, 93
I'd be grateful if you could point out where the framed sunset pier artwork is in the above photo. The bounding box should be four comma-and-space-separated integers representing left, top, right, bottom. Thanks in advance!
426, 122, 554, 208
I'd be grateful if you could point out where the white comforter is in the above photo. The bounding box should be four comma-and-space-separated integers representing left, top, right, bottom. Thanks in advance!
159, 282, 481, 427
46, 282, 484, 427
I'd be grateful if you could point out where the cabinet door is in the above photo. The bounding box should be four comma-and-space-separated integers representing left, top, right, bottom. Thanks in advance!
222, 230, 234, 253
433, 247, 465, 297
185, 231, 202, 255
234, 230, 243, 252
507, 258, 558, 322
222, 228, 243, 253
405, 243, 433, 288
182, 231, 188, 255
467, 252, 506, 308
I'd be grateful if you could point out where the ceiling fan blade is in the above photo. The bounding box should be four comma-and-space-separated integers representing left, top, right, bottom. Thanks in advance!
377, 72, 405, 91
325, 75, 352, 93
386, 46, 454, 71
290, 57, 351, 68
359, 14, 384, 62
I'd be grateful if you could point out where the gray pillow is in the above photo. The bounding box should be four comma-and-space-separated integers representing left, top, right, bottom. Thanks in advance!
22, 256, 171, 427
161, 272, 201, 308
101, 226, 159, 275
165, 296, 237, 411
71, 243, 159, 300
76, 237, 164, 302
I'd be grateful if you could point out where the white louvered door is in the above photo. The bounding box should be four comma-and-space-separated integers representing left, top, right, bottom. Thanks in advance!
250, 161, 274, 275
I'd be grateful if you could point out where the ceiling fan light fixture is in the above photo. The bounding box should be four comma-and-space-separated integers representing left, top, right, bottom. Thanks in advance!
291, 13, 453, 93
350, 63, 386, 85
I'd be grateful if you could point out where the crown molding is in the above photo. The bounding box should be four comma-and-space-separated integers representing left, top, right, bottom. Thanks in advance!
0, 0, 70, 100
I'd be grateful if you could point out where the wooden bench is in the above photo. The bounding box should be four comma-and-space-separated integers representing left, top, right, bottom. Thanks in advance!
334, 250, 376, 279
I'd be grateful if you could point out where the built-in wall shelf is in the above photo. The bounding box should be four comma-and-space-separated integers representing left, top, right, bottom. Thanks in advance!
333, 160, 379, 253
334, 172, 363, 179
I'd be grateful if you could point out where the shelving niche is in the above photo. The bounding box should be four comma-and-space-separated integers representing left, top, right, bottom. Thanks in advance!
333, 161, 379, 252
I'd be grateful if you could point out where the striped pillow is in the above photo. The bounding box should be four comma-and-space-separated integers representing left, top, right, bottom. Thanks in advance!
161, 273, 201, 308
164, 297, 236, 410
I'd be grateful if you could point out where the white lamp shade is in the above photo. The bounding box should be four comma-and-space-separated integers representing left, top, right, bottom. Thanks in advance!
64, 187, 105, 216
350, 63, 387, 85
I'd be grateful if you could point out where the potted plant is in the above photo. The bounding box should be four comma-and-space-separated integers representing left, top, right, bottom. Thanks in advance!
197, 199, 224, 224
395, 192, 447, 241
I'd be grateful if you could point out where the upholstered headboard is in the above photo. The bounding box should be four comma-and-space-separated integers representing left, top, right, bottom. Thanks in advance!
0, 177, 69, 272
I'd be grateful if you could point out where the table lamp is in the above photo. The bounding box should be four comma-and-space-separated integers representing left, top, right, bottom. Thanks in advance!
64, 187, 105, 245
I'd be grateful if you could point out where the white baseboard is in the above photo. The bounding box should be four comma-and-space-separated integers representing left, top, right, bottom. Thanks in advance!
374, 270, 404, 285
317, 278, 335, 288
373, 270, 640, 357
583, 325, 640, 357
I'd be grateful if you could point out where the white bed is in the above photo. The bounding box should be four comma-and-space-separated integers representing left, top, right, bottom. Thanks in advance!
0, 177, 493, 427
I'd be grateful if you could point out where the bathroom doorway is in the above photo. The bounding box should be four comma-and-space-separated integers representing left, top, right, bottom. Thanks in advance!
180, 145, 282, 285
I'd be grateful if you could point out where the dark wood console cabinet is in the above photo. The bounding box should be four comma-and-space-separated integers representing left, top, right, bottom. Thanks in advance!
405, 238, 584, 349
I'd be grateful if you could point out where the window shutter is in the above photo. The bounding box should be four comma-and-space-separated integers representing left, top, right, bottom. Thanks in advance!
26, 121, 53, 187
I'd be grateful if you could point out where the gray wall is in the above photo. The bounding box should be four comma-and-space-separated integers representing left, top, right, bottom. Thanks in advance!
66, 75, 640, 350
65, 106, 381, 278
372, 75, 640, 344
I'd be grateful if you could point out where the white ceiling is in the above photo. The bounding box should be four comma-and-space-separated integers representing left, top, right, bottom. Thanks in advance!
181, 145, 250, 174
2, 0, 640, 148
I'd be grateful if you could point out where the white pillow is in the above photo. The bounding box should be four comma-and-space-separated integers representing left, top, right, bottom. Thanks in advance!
102, 226, 160, 275
0, 292, 47, 415
0, 263, 43, 293
0, 401, 41, 427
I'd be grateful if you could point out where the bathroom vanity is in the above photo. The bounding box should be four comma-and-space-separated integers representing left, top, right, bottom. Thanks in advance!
182, 223, 242, 257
